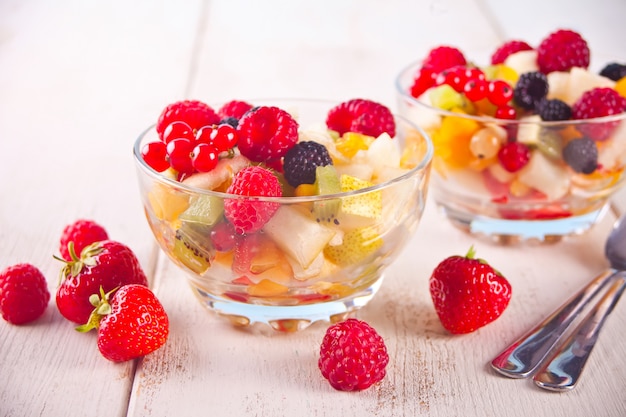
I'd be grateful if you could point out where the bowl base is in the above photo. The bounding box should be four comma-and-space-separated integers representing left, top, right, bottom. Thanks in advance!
188, 277, 384, 332
439, 204, 610, 244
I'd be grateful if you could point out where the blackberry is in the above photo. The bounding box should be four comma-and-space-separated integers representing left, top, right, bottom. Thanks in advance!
283, 141, 333, 187
562, 137, 598, 174
513, 71, 549, 111
599, 62, 626, 81
537, 99, 572, 121
219, 116, 239, 128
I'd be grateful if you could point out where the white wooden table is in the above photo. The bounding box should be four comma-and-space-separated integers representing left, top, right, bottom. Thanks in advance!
2, 1, 626, 416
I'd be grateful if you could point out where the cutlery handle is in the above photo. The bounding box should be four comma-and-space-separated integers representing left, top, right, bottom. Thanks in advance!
491, 269, 619, 378
533, 274, 626, 391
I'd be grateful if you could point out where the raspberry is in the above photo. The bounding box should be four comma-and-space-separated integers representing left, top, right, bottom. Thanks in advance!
236, 106, 299, 163
217, 100, 254, 121
156, 100, 220, 141
513, 72, 549, 111
59, 219, 109, 261
562, 137, 598, 174
490, 40, 533, 65
318, 318, 389, 391
498, 142, 530, 172
283, 141, 333, 187
536, 29, 590, 74
0, 263, 50, 324
326, 99, 396, 138
224, 166, 282, 234
537, 99, 572, 121
422, 46, 466, 73
599, 63, 626, 82
572, 87, 626, 141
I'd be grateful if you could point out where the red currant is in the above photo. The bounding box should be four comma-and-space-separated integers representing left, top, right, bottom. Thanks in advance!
487, 80, 514, 106
141, 141, 169, 172
463, 79, 488, 102
436, 66, 467, 92
464, 67, 486, 82
410, 67, 437, 98
166, 138, 194, 174
162, 121, 194, 144
495, 105, 517, 120
210, 221, 237, 252
498, 141, 530, 172
191, 143, 219, 172
210, 124, 238, 152
195, 125, 214, 145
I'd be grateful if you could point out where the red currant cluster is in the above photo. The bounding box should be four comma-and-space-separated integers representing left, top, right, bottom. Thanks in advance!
141, 121, 238, 178
411, 65, 517, 120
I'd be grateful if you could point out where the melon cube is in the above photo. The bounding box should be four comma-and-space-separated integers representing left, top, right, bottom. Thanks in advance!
263, 205, 337, 269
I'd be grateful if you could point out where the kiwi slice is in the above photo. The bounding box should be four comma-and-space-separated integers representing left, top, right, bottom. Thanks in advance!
173, 222, 215, 274
179, 195, 224, 226
312, 165, 342, 225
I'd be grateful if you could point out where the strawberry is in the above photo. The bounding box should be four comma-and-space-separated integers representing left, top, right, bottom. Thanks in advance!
78, 285, 169, 362
55, 240, 149, 324
429, 246, 512, 334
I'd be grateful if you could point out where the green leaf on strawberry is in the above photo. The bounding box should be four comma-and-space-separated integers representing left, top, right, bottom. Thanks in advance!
429, 246, 512, 334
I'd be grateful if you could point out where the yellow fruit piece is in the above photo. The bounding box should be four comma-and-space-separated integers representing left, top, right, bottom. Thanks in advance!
324, 227, 383, 266
484, 64, 519, 85
148, 183, 190, 221
247, 279, 289, 297
312, 281, 353, 298
339, 175, 382, 219
335, 132, 375, 158
294, 183, 317, 196
615, 76, 626, 99
431, 112, 481, 170
399, 129, 429, 169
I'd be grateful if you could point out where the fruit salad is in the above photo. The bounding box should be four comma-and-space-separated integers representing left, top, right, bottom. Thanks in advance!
397, 29, 626, 233
134, 98, 432, 323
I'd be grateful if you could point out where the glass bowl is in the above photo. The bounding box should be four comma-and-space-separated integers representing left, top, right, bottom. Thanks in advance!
396, 60, 626, 243
133, 98, 433, 332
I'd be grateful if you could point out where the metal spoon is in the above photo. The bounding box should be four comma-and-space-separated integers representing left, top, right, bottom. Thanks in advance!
491, 213, 626, 382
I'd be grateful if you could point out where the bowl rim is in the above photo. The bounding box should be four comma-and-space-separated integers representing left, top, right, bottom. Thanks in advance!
133, 98, 434, 203
395, 59, 626, 126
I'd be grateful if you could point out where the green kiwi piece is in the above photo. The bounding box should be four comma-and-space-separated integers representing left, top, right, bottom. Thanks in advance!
179, 195, 224, 226
536, 129, 563, 161
173, 222, 215, 274
312, 165, 342, 225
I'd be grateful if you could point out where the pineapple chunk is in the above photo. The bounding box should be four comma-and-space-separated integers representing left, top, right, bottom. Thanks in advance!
263, 205, 336, 269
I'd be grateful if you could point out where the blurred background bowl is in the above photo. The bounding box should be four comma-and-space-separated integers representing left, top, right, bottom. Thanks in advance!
397, 60, 626, 243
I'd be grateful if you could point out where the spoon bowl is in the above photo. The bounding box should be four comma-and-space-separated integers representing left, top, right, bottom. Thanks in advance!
491, 212, 626, 387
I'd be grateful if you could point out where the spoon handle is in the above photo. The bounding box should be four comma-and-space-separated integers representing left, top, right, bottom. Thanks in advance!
533, 273, 626, 391
491, 269, 619, 378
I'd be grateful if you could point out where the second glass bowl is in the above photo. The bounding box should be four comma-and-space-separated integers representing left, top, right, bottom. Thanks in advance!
397, 60, 626, 243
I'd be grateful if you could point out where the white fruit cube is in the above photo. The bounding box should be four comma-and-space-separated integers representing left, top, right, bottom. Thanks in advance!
518, 151, 570, 200
263, 205, 337, 269
504, 50, 539, 75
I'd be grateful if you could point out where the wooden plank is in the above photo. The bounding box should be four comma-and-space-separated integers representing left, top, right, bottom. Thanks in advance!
126, 1, 626, 416
0, 1, 200, 416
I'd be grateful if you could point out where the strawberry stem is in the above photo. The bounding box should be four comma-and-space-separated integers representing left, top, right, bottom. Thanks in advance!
76, 286, 117, 333
465, 245, 476, 259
